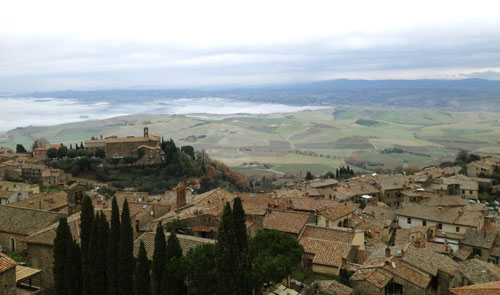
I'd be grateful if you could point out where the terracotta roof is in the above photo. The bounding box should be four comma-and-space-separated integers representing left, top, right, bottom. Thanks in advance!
299, 237, 352, 267
396, 203, 483, 228
23, 213, 81, 246
263, 210, 311, 235
315, 280, 353, 295
0, 205, 65, 236
309, 179, 339, 188
401, 247, 458, 276
0, 252, 17, 273
454, 246, 473, 261
459, 259, 500, 284
450, 281, 500, 295
8, 191, 68, 211
299, 224, 357, 244
320, 202, 358, 222
463, 229, 497, 249
383, 259, 431, 289
350, 268, 392, 289
133, 231, 215, 260
238, 193, 273, 215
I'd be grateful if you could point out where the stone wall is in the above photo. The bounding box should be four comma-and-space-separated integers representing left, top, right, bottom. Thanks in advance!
0, 232, 27, 253
26, 243, 55, 292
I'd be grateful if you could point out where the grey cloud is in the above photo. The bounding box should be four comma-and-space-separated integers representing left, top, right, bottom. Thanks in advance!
2, 25, 500, 92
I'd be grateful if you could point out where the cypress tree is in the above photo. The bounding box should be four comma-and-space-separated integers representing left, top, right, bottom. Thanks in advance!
65, 239, 82, 295
107, 197, 120, 295
88, 215, 100, 295
162, 232, 186, 295
54, 217, 71, 295
152, 224, 166, 295
215, 202, 239, 295
232, 197, 250, 294
91, 212, 109, 295
80, 195, 94, 295
118, 200, 134, 295
134, 241, 151, 295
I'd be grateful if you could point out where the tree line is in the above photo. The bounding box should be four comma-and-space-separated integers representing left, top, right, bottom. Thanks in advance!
54, 196, 303, 295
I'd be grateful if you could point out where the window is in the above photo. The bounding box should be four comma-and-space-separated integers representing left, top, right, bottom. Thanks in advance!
473, 248, 482, 257
407, 217, 412, 224
438, 223, 442, 230
470, 190, 473, 194
456, 226, 460, 233
422, 220, 427, 226
10, 238, 16, 252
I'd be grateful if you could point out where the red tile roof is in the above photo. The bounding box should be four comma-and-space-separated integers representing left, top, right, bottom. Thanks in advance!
263, 210, 311, 235
0, 252, 17, 273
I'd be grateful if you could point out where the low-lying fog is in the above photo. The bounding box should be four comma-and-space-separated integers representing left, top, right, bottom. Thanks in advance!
0, 96, 324, 132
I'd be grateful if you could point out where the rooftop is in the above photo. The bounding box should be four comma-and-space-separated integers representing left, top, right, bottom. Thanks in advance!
263, 210, 311, 235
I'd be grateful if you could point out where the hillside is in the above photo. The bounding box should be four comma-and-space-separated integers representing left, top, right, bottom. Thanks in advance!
2, 107, 500, 175
26, 78, 500, 111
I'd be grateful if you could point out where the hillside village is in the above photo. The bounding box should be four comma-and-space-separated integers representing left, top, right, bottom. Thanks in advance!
1, 130, 500, 295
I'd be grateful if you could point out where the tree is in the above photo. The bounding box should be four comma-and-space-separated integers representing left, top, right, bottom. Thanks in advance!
181, 146, 195, 159
134, 241, 151, 295
247, 230, 303, 292
107, 197, 120, 295
95, 148, 105, 159
54, 217, 72, 295
457, 149, 470, 163
162, 232, 186, 295
305, 171, 313, 180
118, 200, 134, 295
58, 145, 68, 158
47, 148, 58, 159
164, 218, 190, 235
232, 197, 250, 295
215, 202, 239, 295
65, 240, 82, 295
16, 144, 27, 153
152, 225, 166, 295
89, 212, 109, 295
32, 137, 49, 150
184, 244, 217, 295
80, 196, 94, 295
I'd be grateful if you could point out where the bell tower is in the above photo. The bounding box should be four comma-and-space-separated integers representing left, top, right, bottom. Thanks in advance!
144, 127, 149, 138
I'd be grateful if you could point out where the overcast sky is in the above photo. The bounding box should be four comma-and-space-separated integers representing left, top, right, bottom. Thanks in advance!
1, 0, 500, 92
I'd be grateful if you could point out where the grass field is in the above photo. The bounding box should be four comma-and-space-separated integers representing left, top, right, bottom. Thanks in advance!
2, 107, 500, 176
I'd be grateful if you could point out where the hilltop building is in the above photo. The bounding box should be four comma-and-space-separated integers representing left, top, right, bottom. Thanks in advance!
84, 127, 164, 164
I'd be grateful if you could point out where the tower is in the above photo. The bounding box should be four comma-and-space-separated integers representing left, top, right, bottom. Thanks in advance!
144, 127, 149, 138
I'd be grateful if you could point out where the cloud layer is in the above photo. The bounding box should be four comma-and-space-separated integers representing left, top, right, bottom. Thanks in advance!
1, 0, 500, 91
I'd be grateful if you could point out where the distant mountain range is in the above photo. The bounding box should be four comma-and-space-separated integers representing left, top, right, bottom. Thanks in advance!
25, 78, 500, 111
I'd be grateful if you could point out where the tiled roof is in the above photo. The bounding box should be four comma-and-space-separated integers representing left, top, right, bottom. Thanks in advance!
299, 224, 356, 244
238, 193, 273, 215
133, 232, 215, 260
383, 259, 431, 289
23, 213, 81, 246
315, 280, 353, 295
299, 237, 352, 268
309, 179, 339, 188
8, 191, 68, 211
454, 246, 473, 261
0, 205, 65, 236
401, 247, 458, 276
0, 252, 17, 273
463, 229, 497, 249
320, 202, 358, 222
396, 203, 482, 228
459, 259, 500, 284
450, 281, 500, 295
263, 210, 311, 234
350, 268, 392, 289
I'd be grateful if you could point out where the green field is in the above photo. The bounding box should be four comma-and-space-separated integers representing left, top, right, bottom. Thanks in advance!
2, 107, 500, 176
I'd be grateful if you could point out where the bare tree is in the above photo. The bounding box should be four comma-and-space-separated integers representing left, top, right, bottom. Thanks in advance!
32, 137, 49, 150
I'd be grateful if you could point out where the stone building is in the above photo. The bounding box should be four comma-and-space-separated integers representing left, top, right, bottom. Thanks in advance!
84, 127, 163, 163
33, 144, 61, 161
0, 206, 64, 253
0, 252, 16, 295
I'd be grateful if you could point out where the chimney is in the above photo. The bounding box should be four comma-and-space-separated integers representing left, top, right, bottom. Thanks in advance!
176, 183, 187, 208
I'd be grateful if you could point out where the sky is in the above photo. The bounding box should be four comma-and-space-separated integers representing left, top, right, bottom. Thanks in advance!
1, 0, 500, 92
